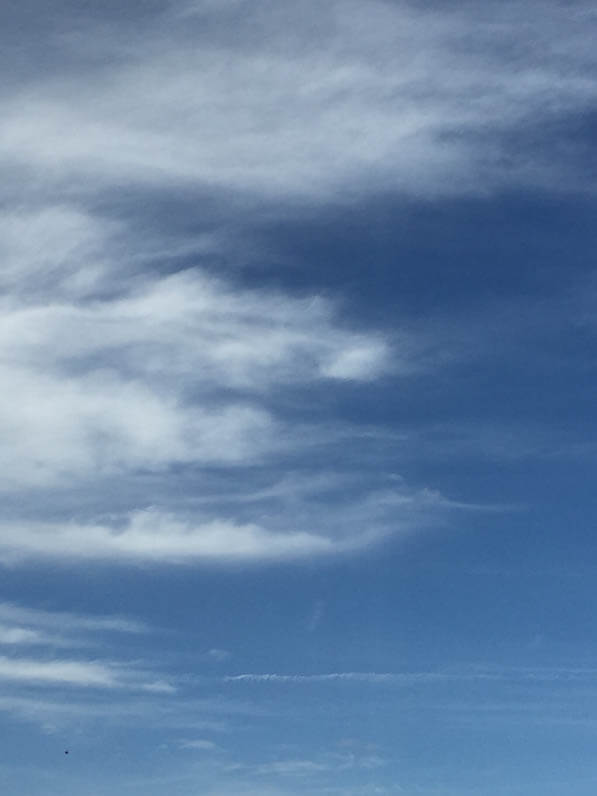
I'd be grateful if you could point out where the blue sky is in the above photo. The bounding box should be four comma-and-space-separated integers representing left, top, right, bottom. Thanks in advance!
2, 0, 597, 793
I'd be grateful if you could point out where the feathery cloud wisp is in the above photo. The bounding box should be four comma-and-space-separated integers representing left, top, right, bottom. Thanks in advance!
3, 0, 597, 201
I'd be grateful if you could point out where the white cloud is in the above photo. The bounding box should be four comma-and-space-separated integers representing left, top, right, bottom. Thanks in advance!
0, 626, 46, 646
225, 672, 407, 684
223, 748, 387, 782
0, 207, 112, 297
0, 509, 377, 565
141, 680, 178, 694
0, 199, 439, 565
0, 690, 236, 734
0, 256, 393, 493
306, 600, 324, 632
2, 0, 596, 201
1, 266, 391, 389
0, 602, 147, 636
225, 667, 597, 687
207, 649, 231, 662
223, 670, 509, 686
319, 339, 389, 381
0, 362, 278, 489
0, 602, 178, 692
0, 602, 149, 653
0, 477, 460, 564
252, 759, 329, 776
0, 655, 118, 687
0, 0, 542, 570
0, 651, 180, 692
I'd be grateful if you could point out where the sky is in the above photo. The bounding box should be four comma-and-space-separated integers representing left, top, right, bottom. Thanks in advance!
2, 0, 597, 793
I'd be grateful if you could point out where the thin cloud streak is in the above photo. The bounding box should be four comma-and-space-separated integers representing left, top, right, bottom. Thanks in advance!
0, 653, 178, 692
0, 602, 148, 635
0, 656, 118, 687
226, 672, 456, 684
225, 667, 597, 685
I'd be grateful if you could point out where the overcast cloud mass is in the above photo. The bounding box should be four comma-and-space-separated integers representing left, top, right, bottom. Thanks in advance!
3, 1, 597, 793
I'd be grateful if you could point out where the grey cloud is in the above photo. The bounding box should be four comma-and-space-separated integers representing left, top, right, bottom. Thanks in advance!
2, 0, 597, 202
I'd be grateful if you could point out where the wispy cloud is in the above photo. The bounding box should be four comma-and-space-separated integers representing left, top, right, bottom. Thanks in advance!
225, 667, 597, 686
0, 602, 147, 636
306, 600, 325, 633
3, 0, 597, 201
0, 649, 178, 691
0, 3, 595, 792
0, 691, 234, 734
180, 738, 220, 751
0, 200, 435, 564
206, 649, 231, 663
0, 512, 377, 564
1, 0, 564, 569
0, 481, 463, 564
0, 602, 148, 652
225, 672, 448, 684
0, 602, 176, 696
0, 655, 119, 687
221, 748, 387, 784
0, 263, 394, 490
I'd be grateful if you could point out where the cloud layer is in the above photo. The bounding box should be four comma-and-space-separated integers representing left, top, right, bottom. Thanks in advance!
3, 0, 584, 565
3, 0, 597, 201
0, 204, 434, 563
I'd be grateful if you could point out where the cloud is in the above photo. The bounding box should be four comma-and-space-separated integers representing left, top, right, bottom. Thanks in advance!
306, 600, 324, 632
0, 510, 376, 565
0, 201, 459, 566
223, 749, 387, 783
225, 667, 597, 687
0, 227, 479, 565
225, 672, 440, 684
0, 480, 460, 565
0, 256, 394, 493
0, 647, 178, 692
251, 759, 329, 776
0, 0, 548, 571
207, 649, 231, 662
180, 738, 220, 751
0, 602, 178, 697
2, 0, 596, 203
0, 602, 148, 639
0, 691, 234, 734
0, 626, 47, 646
0, 602, 149, 656
0, 207, 114, 298
141, 680, 178, 694
0, 655, 118, 687
2, 261, 391, 391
